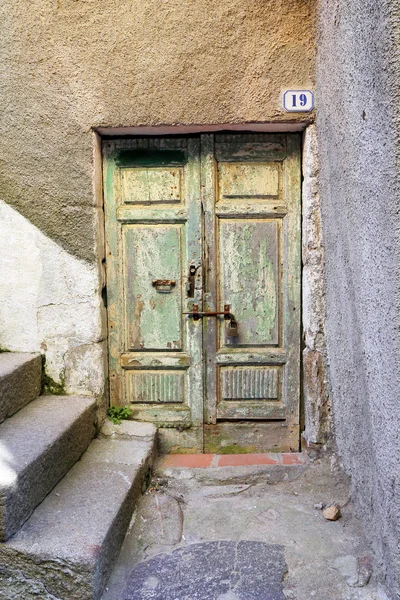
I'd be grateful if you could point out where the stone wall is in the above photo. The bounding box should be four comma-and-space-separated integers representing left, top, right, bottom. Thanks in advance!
0, 200, 106, 400
316, 0, 400, 595
302, 125, 331, 446
0, 0, 316, 393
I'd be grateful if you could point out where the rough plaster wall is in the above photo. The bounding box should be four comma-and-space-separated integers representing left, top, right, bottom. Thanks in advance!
302, 125, 330, 445
0, 0, 316, 390
317, 1, 400, 596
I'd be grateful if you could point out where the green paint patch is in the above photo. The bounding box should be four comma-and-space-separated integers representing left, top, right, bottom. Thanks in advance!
116, 149, 186, 167
0, 347, 10, 353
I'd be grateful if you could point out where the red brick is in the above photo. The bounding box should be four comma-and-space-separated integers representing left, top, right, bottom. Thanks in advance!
281, 453, 304, 465
217, 453, 279, 467
159, 454, 214, 468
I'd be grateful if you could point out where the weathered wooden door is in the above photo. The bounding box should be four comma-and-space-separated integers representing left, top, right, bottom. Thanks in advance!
103, 134, 301, 453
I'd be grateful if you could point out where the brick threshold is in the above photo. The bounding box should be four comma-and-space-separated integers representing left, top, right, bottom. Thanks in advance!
159, 452, 306, 469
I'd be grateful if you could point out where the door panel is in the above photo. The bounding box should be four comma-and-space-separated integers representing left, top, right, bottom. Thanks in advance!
121, 167, 183, 204
218, 163, 280, 199
104, 133, 301, 453
123, 224, 183, 351
103, 137, 203, 450
203, 133, 301, 450
218, 219, 280, 347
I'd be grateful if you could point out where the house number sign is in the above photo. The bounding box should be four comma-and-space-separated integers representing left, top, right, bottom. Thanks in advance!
283, 90, 314, 112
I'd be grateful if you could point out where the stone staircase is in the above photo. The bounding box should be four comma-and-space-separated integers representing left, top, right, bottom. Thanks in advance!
0, 353, 157, 600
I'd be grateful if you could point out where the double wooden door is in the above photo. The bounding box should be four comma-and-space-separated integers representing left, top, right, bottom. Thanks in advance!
103, 134, 301, 453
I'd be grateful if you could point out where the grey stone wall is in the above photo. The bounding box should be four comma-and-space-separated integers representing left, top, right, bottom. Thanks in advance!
302, 125, 331, 446
316, 1, 400, 596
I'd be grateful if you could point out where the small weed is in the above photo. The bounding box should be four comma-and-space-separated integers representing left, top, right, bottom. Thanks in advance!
107, 405, 133, 425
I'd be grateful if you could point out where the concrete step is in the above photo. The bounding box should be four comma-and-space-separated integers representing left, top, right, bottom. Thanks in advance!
0, 352, 42, 423
0, 394, 97, 541
0, 433, 157, 600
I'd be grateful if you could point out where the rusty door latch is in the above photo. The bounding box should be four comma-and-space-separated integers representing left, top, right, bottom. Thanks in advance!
184, 304, 239, 337
184, 304, 232, 320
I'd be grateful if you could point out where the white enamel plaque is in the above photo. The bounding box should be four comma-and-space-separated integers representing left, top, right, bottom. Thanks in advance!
283, 90, 314, 112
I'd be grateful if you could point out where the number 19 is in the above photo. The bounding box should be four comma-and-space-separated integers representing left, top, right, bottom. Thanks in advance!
292, 93, 307, 107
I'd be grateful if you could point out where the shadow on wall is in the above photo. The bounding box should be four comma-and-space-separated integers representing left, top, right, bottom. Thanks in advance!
0, 200, 106, 398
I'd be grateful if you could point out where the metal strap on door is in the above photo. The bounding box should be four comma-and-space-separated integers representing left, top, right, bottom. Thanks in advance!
184, 304, 238, 337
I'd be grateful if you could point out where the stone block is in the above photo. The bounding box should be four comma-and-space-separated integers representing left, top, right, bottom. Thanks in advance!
100, 418, 157, 442
0, 353, 42, 423
0, 436, 156, 600
0, 395, 96, 540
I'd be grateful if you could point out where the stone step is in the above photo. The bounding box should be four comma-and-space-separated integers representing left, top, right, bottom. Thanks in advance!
0, 352, 42, 423
0, 434, 156, 600
0, 394, 97, 541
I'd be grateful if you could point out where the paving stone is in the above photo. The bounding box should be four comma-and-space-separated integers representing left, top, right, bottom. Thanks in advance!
217, 453, 280, 467
331, 555, 359, 586
0, 353, 41, 423
119, 541, 287, 600
159, 453, 215, 468
0, 394, 96, 540
0, 436, 156, 600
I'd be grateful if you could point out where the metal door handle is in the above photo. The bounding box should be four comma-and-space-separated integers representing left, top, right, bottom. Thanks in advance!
152, 279, 176, 292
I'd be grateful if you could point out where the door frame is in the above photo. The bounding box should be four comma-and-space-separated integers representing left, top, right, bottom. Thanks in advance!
96, 125, 329, 453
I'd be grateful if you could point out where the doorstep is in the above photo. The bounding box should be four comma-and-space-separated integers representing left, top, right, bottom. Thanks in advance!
155, 452, 308, 485
159, 452, 306, 468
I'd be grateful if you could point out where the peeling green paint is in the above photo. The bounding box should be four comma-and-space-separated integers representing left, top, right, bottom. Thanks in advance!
220, 219, 278, 345
125, 225, 182, 351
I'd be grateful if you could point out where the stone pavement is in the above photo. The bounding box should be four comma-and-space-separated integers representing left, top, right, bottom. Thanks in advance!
119, 541, 286, 600
101, 454, 391, 600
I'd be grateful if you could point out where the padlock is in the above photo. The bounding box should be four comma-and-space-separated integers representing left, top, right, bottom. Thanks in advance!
226, 318, 238, 337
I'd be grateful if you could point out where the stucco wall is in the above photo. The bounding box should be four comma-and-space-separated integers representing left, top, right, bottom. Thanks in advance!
317, 1, 400, 596
0, 0, 316, 392
0, 0, 316, 261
